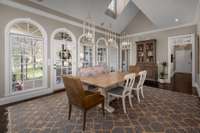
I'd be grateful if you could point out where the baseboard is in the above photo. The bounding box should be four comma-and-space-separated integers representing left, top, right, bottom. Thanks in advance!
0, 88, 53, 106
195, 83, 200, 97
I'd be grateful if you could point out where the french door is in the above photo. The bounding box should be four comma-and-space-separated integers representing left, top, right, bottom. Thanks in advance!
52, 40, 76, 90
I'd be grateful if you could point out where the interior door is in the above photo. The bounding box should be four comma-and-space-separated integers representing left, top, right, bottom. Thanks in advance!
175, 45, 192, 73
174, 44, 192, 94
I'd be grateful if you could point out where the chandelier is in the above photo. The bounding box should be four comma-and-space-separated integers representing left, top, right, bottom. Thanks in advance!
121, 32, 131, 49
106, 23, 116, 45
82, 13, 95, 43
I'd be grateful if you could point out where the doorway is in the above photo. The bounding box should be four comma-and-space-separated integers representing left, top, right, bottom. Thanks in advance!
173, 44, 192, 94
51, 28, 76, 91
168, 34, 195, 95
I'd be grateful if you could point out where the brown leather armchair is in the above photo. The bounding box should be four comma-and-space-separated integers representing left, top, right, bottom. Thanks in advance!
129, 65, 141, 74
63, 76, 105, 130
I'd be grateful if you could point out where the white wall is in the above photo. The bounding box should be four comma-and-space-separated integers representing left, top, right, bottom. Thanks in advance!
0, 4, 119, 99
127, 25, 196, 65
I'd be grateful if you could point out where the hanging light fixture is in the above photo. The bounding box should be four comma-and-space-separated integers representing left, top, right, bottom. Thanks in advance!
107, 23, 114, 43
121, 32, 131, 49
82, 0, 95, 43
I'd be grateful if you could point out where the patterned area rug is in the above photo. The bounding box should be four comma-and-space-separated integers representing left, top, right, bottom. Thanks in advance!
7, 87, 200, 133
0, 106, 8, 133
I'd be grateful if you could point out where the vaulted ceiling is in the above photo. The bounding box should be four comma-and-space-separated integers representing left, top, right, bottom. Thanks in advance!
30, 0, 139, 33
12, 0, 200, 33
132, 0, 199, 28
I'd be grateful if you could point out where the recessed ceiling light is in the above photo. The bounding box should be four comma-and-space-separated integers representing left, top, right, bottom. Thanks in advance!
175, 18, 179, 22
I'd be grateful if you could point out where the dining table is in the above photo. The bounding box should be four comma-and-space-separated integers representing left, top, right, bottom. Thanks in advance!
80, 72, 127, 113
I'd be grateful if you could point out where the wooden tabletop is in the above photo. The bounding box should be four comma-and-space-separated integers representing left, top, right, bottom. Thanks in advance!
80, 72, 127, 89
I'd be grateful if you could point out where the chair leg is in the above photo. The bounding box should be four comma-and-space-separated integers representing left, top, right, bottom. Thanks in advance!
141, 88, 144, 98
68, 104, 72, 120
128, 94, 133, 108
102, 101, 105, 116
122, 97, 127, 114
136, 90, 140, 103
83, 110, 87, 131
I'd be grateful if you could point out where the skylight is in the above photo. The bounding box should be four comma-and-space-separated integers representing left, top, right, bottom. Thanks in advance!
106, 0, 129, 19
108, 0, 116, 13
105, 0, 117, 19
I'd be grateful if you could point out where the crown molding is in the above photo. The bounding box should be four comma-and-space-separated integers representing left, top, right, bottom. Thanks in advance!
0, 0, 120, 38
124, 22, 197, 38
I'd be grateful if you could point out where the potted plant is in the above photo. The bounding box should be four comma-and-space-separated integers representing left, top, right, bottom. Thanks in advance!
159, 62, 168, 83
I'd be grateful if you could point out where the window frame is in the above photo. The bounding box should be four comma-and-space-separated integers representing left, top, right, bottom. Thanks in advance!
5, 18, 48, 96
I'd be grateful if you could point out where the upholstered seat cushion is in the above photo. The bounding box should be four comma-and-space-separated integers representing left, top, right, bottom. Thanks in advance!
83, 91, 104, 109
108, 87, 124, 96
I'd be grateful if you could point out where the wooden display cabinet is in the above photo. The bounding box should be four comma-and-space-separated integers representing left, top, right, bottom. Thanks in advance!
136, 39, 158, 81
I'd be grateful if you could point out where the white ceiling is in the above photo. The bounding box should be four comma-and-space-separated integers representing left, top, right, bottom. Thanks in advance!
132, 0, 199, 28
28, 0, 200, 33
30, 0, 139, 33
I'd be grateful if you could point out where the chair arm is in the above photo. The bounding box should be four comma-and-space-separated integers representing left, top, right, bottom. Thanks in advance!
84, 90, 100, 95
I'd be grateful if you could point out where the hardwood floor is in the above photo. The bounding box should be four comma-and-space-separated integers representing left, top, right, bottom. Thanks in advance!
172, 72, 192, 95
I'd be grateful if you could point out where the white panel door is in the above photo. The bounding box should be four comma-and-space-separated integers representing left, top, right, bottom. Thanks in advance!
175, 48, 192, 73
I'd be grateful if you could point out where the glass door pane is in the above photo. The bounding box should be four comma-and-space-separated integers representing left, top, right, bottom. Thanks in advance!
83, 46, 93, 67
10, 33, 44, 93
53, 38, 73, 89
122, 49, 130, 72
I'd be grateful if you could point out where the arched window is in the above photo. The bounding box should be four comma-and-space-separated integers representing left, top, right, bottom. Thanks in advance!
96, 38, 108, 66
51, 28, 76, 90
5, 18, 47, 95
78, 34, 95, 68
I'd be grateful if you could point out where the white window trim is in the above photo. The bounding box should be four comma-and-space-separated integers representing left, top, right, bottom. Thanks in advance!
78, 34, 96, 69
96, 37, 109, 66
4, 18, 48, 97
50, 28, 77, 91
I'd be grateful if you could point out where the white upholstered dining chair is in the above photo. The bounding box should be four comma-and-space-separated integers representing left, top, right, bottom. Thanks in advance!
107, 73, 136, 113
131, 70, 147, 103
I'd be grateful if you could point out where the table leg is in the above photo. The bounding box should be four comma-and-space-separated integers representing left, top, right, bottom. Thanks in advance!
98, 88, 115, 113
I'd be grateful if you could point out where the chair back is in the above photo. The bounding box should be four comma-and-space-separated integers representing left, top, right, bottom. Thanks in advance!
141, 70, 147, 86
137, 70, 147, 89
128, 65, 140, 74
63, 76, 85, 107
123, 73, 136, 96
